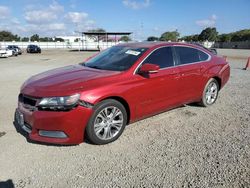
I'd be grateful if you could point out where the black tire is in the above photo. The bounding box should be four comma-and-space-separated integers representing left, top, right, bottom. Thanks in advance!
200, 78, 219, 107
86, 99, 127, 145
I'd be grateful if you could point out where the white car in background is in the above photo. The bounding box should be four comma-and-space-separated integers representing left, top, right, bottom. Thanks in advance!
0, 48, 14, 58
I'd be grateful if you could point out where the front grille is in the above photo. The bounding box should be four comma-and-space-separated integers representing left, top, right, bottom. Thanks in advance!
19, 94, 39, 107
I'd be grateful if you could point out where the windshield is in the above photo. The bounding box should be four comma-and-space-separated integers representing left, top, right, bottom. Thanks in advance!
84, 46, 148, 71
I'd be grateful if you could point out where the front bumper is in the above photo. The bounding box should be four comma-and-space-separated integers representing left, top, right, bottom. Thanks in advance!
0, 53, 9, 57
15, 102, 93, 145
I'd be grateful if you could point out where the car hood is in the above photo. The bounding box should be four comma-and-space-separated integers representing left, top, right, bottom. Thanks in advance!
21, 64, 121, 97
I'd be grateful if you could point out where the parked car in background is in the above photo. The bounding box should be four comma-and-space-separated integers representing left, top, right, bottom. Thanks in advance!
7, 45, 22, 55
26, 45, 41, 53
0, 48, 15, 57
15, 42, 230, 145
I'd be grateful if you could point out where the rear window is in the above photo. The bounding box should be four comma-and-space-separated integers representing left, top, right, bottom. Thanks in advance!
175, 46, 209, 65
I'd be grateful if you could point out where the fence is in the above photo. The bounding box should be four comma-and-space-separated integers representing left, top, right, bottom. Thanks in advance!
213, 41, 250, 49
5, 40, 247, 50
0, 41, 122, 50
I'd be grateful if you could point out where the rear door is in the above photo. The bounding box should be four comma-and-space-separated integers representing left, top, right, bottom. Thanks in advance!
174, 46, 211, 103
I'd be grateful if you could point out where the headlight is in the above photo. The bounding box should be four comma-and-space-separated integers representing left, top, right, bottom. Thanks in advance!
38, 94, 80, 110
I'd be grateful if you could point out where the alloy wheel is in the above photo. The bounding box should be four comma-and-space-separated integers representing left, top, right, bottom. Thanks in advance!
94, 106, 124, 140
205, 81, 218, 105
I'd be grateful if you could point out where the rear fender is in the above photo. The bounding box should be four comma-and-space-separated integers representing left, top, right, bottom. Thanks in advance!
219, 64, 230, 88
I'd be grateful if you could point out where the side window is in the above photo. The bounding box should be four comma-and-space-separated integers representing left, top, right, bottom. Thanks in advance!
143, 47, 174, 68
175, 46, 200, 65
198, 50, 209, 61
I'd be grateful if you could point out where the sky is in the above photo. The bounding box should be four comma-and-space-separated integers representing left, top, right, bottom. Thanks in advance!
0, 0, 249, 40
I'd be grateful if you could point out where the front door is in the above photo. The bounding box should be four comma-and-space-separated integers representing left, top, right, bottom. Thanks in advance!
134, 67, 181, 118
132, 46, 182, 119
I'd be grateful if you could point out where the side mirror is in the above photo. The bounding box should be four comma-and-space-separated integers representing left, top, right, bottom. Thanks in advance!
139, 63, 160, 74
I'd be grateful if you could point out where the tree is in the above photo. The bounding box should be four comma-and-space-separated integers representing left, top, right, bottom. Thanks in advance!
30, 34, 40, 42
39, 37, 53, 42
180, 34, 199, 42
217, 29, 250, 42
160, 31, 180, 41
74, 38, 80, 42
0, 30, 20, 41
147, 36, 159, 41
14, 35, 21, 41
87, 28, 106, 42
21, 37, 29, 42
55, 37, 64, 42
119, 36, 131, 42
231, 29, 250, 41
198, 27, 218, 41
87, 28, 106, 33
218, 34, 232, 42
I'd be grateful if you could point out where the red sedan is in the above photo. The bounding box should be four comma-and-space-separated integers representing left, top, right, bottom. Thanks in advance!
15, 42, 230, 145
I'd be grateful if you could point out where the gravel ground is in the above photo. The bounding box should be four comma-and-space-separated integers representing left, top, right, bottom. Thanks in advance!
0, 49, 249, 188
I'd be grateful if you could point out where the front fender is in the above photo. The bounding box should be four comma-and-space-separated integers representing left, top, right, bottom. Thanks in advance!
80, 83, 137, 122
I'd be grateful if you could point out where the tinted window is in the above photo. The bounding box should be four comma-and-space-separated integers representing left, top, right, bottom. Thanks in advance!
176, 47, 210, 64
175, 46, 201, 65
198, 50, 209, 61
84, 46, 148, 71
143, 47, 174, 68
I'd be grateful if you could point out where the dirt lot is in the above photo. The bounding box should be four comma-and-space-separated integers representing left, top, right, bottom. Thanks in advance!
0, 49, 249, 187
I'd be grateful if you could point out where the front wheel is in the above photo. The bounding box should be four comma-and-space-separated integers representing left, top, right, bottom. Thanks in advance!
200, 78, 219, 107
86, 99, 127, 145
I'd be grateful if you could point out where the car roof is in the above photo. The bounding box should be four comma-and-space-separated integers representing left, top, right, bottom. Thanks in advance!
117, 41, 208, 50
117, 42, 170, 48
117, 42, 212, 54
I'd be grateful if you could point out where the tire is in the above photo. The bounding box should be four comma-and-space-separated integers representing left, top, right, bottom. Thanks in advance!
200, 78, 219, 107
86, 99, 127, 145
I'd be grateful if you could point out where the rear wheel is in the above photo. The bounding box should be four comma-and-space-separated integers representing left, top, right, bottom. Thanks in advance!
200, 78, 219, 107
86, 99, 127, 145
